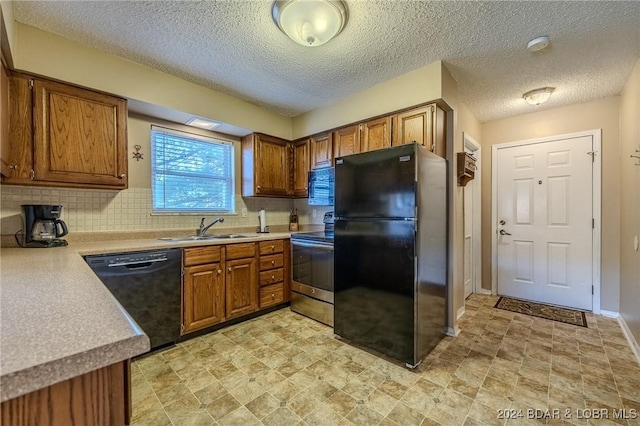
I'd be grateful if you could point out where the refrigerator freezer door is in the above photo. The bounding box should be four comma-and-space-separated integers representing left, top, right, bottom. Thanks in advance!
335, 144, 417, 219
334, 218, 417, 364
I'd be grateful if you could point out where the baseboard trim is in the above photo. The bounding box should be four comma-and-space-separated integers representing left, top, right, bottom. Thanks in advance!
457, 306, 465, 320
600, 310, 619, 318
477, 288, 492, 295
446, 326, 460, 337
617, 315, 640, 367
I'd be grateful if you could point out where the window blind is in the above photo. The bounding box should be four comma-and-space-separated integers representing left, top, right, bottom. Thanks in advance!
151, 126, 234, 213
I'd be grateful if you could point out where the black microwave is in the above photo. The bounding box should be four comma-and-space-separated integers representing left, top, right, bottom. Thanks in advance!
308, 167, 334, 206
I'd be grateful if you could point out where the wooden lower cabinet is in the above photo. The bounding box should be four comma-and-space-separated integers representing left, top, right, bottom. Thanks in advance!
183, 263, 225, 333
182, 240, 289, 335
225, 256, 258, 319
260, 283, 285, 308
1, 361, 128, 426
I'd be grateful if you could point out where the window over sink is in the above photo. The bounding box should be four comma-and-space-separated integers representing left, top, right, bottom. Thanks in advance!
151, 126, 235, 213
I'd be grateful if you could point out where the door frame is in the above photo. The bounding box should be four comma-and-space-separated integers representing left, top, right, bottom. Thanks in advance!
491, 129, 602, 313
463, 133, 482, 297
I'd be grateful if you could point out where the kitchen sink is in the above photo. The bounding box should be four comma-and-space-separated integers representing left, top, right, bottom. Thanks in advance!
159, 234, 253, 242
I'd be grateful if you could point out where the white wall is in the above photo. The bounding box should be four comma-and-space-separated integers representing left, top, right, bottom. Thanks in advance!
619, 58, 640, 342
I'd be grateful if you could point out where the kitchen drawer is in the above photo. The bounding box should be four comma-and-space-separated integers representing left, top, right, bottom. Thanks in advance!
260, 283, 284, 308
259, 268, 283, 286
183, 246, 221, 266
259, 240, 284, 255
226, 242, 256, 260
259, 253, 284, 271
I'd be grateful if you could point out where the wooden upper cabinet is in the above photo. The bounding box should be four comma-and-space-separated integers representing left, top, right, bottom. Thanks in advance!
333, 125, 360, 158
3, 73, 128, 189
32, 79, 128, 188
0, 62, 9, 177
292, 138, 310, 197
242, 133, 291, 197
310, 132, 333, 169
392, 103, 446, 158
360, 116, 391, 153
4, 73, 35, 185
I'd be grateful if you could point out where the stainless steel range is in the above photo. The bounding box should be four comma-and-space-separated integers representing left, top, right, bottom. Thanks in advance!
290, 214, 334, 326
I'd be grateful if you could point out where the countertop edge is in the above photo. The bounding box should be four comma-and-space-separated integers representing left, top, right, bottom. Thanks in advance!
1, 333, 149, 402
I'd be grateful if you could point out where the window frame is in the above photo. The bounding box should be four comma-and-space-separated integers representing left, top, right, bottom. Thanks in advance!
150, 125, 236, 215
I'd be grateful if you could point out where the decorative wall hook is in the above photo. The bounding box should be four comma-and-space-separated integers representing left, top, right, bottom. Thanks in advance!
631, 145, 640, 166
132, 145, 144, 161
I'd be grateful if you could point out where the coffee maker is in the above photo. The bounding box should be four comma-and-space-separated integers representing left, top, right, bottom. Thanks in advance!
18, 205, 69, 248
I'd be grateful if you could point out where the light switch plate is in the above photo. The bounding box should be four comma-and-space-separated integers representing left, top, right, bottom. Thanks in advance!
241, 208, 247, 218
312, 209, 317, 218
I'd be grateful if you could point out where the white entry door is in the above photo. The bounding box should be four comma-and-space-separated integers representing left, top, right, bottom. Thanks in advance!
496, 135, 594, 310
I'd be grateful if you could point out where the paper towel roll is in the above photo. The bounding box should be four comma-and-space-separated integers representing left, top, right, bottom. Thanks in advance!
258, 209, 266, 232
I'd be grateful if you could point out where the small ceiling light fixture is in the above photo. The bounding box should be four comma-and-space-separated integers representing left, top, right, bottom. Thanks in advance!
523, 87, 555, 105
272, 0, 348, 47
185, 117, 221, 130
527, 35, 551, 52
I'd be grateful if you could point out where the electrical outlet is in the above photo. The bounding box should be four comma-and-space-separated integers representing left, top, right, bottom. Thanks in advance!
312, 209, 317, 218
241, 208, 247, 218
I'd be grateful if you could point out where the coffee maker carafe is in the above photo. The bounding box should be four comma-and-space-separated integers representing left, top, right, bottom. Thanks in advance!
18, 205, 69, 248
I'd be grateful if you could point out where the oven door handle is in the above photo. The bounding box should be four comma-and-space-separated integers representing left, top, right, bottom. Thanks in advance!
291, 240, 334, 250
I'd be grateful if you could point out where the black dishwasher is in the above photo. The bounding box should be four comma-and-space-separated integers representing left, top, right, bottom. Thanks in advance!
85, 248, 182, 352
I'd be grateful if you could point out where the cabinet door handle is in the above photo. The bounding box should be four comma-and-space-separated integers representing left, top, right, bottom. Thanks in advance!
270, 245, 275, 250
217, 269, 222, 274
228, 267, 232, 272
29, 170, 35, 180
118, 173, 126, 179
271, 260, 275, 265
9, 164, 17, 170
271, 275, 275, 280
271, 293, 275, 298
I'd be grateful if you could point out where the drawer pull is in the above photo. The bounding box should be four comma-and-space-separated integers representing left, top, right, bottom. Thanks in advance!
228, 267, 232, 272
271, 275, 275, 280
311, 288, 315, 294
270, 245, 275, 250
217, 269, 221, 274
271, 260, 275, 265
271, 293, 275, 298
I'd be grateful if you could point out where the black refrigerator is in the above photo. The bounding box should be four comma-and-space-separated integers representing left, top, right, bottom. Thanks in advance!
334, 143, 447, 367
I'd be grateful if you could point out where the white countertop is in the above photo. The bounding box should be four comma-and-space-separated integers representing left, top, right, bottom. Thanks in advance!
0, 232, 292, 402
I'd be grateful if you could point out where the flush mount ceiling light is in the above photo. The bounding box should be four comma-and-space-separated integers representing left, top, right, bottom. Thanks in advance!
527, 35, 550, 52
272, 0, 348, 47
185, 117, 221, 130
523, 87, 555, 105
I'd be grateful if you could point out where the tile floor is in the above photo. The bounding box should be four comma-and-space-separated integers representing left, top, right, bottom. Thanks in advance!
130, 295, 640, 425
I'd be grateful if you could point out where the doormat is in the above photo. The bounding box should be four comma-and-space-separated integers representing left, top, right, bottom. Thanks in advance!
494, 297, 587, 327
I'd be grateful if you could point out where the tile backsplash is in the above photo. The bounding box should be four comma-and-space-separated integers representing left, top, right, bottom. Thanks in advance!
0, 185, 332, 237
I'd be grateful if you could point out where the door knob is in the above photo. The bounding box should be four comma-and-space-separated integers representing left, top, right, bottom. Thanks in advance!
499, 229, 512, 236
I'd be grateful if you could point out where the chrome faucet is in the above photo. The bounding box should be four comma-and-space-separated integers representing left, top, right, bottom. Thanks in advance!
198, 217, 224, 236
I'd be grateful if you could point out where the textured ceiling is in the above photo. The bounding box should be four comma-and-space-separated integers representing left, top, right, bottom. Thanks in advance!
11, 1, 640, 124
